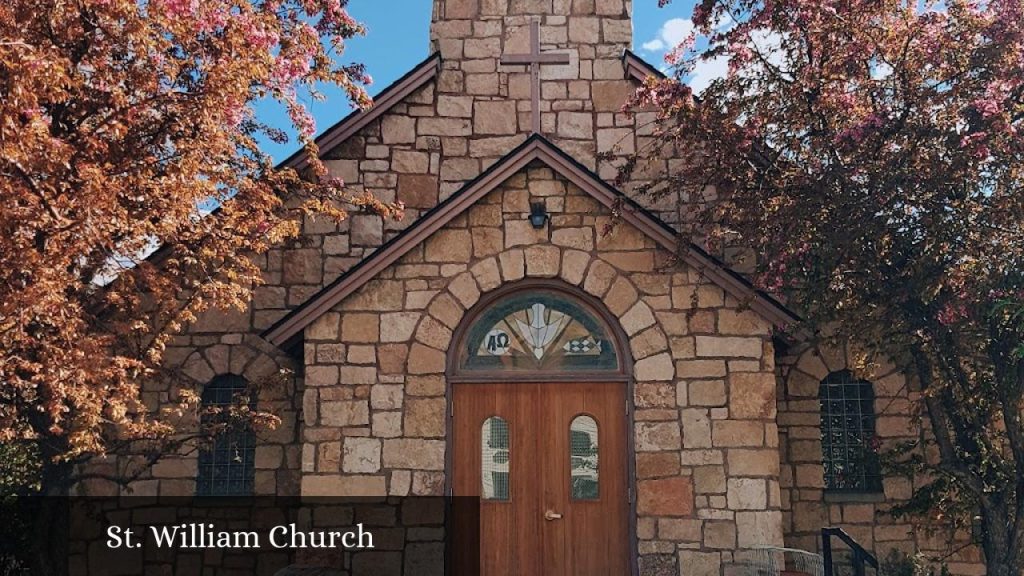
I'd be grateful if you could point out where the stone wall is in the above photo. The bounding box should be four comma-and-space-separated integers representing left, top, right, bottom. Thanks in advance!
100, 0, 674, 507
300, 163, 785, 575
79, 334, 303, 498
776, 343, 985, 575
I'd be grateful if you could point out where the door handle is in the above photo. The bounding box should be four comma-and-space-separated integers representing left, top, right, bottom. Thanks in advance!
544, 509, 563, 521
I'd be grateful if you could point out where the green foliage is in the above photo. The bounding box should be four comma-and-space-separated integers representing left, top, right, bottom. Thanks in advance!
0, 443, 40, 498
880, 549, 950, 576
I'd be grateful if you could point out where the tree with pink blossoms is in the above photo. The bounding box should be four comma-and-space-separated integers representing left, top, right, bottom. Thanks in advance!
628, 0, 1024, 573
0, 1, 401, 573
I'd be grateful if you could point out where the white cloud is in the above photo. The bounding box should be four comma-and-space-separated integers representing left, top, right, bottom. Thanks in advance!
688, 54, 730, 94
641, 17, 695, 54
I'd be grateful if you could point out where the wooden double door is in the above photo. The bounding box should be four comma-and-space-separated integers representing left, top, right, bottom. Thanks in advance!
453, 382, 630, 576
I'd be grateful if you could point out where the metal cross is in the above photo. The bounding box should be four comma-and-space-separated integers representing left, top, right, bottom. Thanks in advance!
500, 20, 570, 134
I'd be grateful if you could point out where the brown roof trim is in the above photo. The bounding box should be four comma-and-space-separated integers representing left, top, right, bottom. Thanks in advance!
278, 53, 442, 172
262, 134, 799, 347
623, 50, 666, 83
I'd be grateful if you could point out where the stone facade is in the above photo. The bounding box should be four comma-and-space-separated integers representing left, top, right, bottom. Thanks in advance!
95, 0, 990, 574
300, 165, 784, 574
776, 344, 985, 575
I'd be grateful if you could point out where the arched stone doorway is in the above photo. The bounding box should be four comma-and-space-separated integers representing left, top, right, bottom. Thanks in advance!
446, 279, 635, 576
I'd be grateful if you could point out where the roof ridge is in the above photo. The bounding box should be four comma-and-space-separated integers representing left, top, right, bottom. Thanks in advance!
262, 136, 798, 348
278, 52, 442, 171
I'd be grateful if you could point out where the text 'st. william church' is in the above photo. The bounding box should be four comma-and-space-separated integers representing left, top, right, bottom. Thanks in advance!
112, 1, 984, 575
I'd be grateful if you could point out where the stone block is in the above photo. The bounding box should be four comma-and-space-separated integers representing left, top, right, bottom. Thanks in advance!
561, 250, 590, 285
381, 115, 416, 144
635, 421, 682, 451
342, 313, 379, 343
692, 466, 726, 495
681, 409, 712, 448
677, 550, 720, 576
635, 352, 674, 381
557, 111, 594, 139
676, 360, 727, 379
370, 384, 404, 410
473, 101, 518, 134
726, 449, 779, 476
382, 439, 446, 470
735, 511, 783, 547
302, 475, 386, 497
704, 521, 737, 549
392, 150, 429, 173
712, 421, 764, 447
621, 302, 656, 336
398, 174, 439, 209
726, 478, 767, 510
695, 336, 763, 358
729, 372, 776, 419
568, 16, 600, 43
524, 245, 560, 277
380, 312, 420, 343
282, 248, 322, 285
551, 227, 594, 251
505, 219, 548, 247
689, 380, 726, 406
437, 95, 474, 117
408, 343, 446, 374
321, 400, 369, 427
637, 476, 693, 516
635, 382, 676, 408
343, 437, 381, 473
404, 397, 446, 438
658, 518, 702, 542
425, 229, 473, 262
636, 452, 680, 479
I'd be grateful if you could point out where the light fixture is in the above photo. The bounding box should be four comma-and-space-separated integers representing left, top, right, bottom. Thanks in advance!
529, 202, 549, 229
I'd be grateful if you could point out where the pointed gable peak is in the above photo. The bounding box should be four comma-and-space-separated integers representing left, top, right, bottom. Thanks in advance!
263, 135, 798, 348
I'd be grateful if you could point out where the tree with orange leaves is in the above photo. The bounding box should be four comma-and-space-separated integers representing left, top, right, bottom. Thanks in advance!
0, 0, 401, 558
629, 0, 1024, 573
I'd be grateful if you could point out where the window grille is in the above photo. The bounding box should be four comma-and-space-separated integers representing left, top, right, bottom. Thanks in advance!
819, 371, 882, 492
481, 416, 510, 501
196, 374, 256, 496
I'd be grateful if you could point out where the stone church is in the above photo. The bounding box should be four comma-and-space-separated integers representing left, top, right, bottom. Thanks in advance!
117, 0, 986, 574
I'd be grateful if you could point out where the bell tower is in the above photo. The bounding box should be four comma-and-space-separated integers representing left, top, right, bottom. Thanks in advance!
427, 0, 634, 140
430, 0, 633, 61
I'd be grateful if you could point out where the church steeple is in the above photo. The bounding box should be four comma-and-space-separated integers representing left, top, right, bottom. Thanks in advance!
429, 0, 633, 64
427, 0, 634, 141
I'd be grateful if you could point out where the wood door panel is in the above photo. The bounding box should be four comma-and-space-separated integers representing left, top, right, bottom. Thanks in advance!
453, 382, 630, 576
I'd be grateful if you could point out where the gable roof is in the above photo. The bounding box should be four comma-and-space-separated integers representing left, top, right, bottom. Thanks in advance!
281, 50, 653, 173
262, 135, 799, 347
623, 49, 666, 83
278, 53, 442, 172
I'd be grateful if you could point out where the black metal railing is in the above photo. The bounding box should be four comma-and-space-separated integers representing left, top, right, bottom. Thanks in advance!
822, 527, 879, 576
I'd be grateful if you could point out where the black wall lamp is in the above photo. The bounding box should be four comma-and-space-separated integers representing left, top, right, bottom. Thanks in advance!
529, 202, 549, 229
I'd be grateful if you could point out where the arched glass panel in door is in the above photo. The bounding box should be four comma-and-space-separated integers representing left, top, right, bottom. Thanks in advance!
481, 416, 510, 501
458, 289, 620, 373
570, 415, 599, 500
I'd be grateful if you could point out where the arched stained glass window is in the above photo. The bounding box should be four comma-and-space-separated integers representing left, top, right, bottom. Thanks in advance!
458, 290, 619, 373
197, 374, 256, 497
481, 416, 510, 501
570, 415, 599, 500
820, 371, 882, 493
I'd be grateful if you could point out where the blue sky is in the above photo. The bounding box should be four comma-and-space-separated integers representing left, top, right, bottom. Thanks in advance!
255, 1, 700, 162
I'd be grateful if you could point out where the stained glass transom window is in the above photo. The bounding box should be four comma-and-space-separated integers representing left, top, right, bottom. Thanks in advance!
459, 291, 619, 372
570, 415, 599, 500
197, 374, 256, 497
481, 416, 510, 501
820, 371, 882, 493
